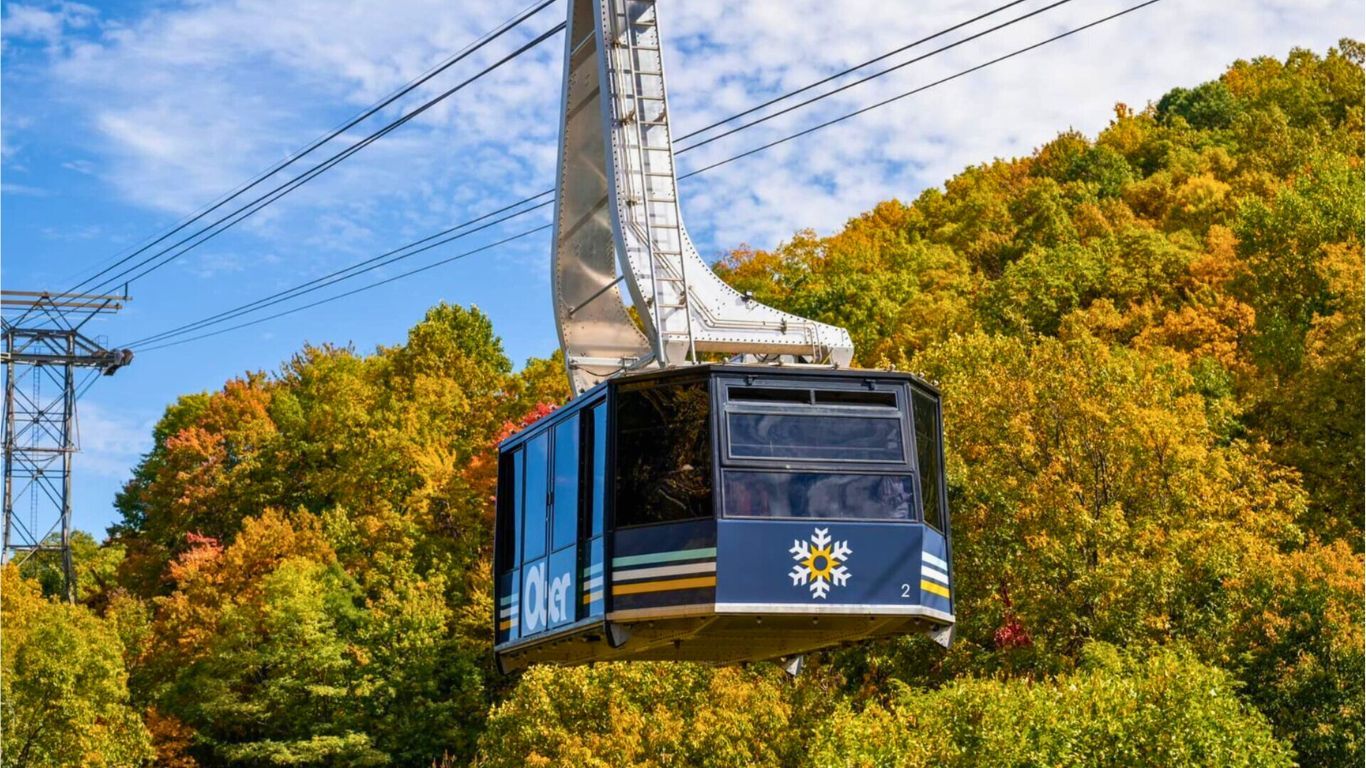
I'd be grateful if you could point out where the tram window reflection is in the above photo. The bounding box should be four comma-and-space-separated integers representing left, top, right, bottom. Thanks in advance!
522, 433, 548, 560
615, 380, 713, 526
551, 416, 579, 551
723, 471, 915, 520
912, 391, 945, 531
727, 412, 904, 462
588, 404, 606, 537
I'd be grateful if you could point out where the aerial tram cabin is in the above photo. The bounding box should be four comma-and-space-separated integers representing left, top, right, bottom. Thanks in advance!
493, 365, 953, 672
493, 0, 953, 671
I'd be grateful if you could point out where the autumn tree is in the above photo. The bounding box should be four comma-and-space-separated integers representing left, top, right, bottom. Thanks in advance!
58, 39, 1364, 768
811, 644, 1293, 768
1, 565, 152, 767
476, 664, 794, 768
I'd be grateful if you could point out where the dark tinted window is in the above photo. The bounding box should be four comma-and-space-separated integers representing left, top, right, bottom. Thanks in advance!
913, 391, 945, 530
728, 386, 809, 403
723, 471, 914, 520
552, 416, 579, 551
589, 404, 606, 536
727, 411, 904, 462
615, 380, 712, 526
522, 432, 548, 560
813, 389, 897, 407
513, 449, 526, 563
495, 450, 518, 572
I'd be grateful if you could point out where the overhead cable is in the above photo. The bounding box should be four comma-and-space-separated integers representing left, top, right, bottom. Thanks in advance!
680, 0, 1164, 180
130, 0, 1163, 352
125, 0, 1076, 347
673, 0, 1033, 143
79, 20, 567, 296
65, 0, 558, 295
123, 198, 553, 348
675, 0, 1078, 154
136, 225, 553, 353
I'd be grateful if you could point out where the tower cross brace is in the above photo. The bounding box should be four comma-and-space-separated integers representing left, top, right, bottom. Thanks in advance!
2, 291, 132, 602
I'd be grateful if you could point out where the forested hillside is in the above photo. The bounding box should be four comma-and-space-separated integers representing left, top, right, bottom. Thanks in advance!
3, 41, 1361, 768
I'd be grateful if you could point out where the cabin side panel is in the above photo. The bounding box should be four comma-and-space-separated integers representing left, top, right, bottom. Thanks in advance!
609, 519, 717, 614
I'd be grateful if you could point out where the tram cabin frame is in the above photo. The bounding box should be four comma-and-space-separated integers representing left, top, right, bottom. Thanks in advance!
493, 364, 953, 672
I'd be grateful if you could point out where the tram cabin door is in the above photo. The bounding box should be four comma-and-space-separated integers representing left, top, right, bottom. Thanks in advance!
495, 399, 608, 646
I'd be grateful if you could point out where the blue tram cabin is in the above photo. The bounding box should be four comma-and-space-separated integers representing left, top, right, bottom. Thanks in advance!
493, 364, 953, 672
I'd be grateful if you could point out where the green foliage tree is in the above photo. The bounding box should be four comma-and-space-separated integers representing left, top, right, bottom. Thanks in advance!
906, 332, 1306, 669
103, 305, 550, 765
18, 530, 126, 606
810, 644, 1293, 768
1, 565, 153, 767
1223, 539, 1366, 766
713, 41, 1363, 765
476, 664, 794, 768
61, 39, 1364, 768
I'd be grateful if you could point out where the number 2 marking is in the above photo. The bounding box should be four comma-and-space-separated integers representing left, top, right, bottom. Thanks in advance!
900, 583, 912, 598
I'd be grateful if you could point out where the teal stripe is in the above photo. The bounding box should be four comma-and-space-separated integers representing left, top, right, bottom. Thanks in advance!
499, 594, 516, 607
582, 562, 603, 577
613, 547, 717, 568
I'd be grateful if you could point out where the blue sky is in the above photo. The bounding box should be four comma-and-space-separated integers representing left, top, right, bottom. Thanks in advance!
2, 0, 1358, 539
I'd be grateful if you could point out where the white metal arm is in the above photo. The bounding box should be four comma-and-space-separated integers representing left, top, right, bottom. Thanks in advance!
551, 0, 854, 395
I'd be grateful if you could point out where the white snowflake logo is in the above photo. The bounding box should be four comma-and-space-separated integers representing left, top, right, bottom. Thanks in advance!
789, 527, 852, 599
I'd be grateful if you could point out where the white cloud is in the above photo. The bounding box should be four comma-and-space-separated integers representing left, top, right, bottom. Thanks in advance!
6, 0, 1361, 277
661, 0, 1362, 247
1, 181, 48, 195
74, 400, 155, 480
2, 1, 97, 46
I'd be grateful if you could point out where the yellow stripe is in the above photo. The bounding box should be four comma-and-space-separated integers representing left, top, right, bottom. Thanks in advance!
920, 579, 950, 598
613, 576, 717, 596
581, 590, 603, 604
498, 619, 513, 630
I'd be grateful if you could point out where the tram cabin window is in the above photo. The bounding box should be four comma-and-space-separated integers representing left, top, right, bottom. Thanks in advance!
495, 450, 518, 571
551, 416, 579, 551
522, 433, 548, 561
721, 381, 916, 522
585, 403, 606, 537
615, 379, 712, 526
724, 471, 914, 519
912, 389, 946, 531
722, 383, 907, 465
727, 411, 904, 462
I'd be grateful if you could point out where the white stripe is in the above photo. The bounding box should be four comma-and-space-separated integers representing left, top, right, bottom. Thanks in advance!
612, 560, 717, 582
499, 606, 517, 619
922, 552, 948, 570
582, 576, 603, 591
714, 602, 955, 623
921, 565, 949, 584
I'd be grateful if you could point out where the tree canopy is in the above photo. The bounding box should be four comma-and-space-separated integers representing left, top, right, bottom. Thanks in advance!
3, 41, 1361, 768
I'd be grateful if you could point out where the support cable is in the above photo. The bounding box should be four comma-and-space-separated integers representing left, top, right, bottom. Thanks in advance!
676, 0, 1077, 154
673, 0, 1033, 143
123, 199, 553, 348
680, 0, 1163, 180
110, 0, 1077, 314
63, 0, 557, 295
136, 226, 552, 353
79, 21, 567, 296
128, 0, 1163, 352
121, 0, 1074, 348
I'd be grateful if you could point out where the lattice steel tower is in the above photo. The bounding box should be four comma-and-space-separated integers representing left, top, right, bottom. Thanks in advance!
2, 291, 132, 602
